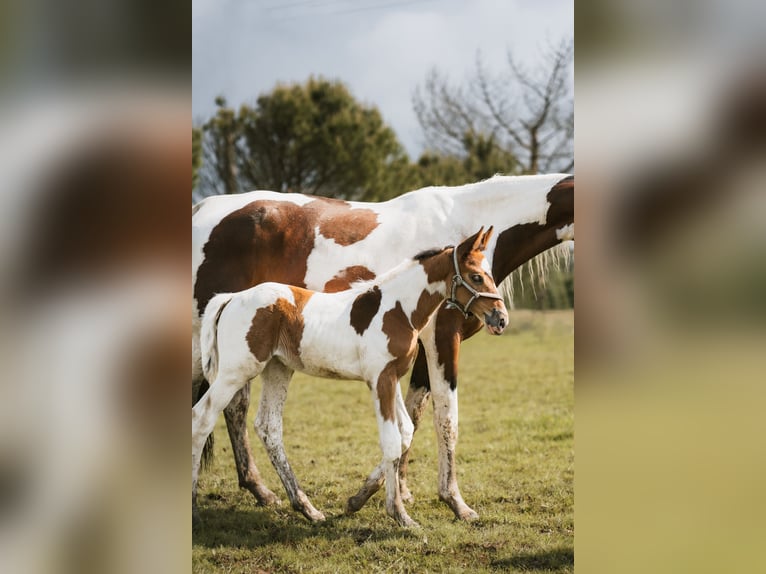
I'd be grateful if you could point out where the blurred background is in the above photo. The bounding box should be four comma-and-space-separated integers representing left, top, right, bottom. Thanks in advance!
576, 0, 766, 572
0, 1, 189, 573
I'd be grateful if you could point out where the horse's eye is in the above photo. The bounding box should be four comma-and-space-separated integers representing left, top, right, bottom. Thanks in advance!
470, 274, 483, 284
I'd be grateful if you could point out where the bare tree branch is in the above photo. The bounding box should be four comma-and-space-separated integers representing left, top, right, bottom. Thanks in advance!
413, 38, 573, 174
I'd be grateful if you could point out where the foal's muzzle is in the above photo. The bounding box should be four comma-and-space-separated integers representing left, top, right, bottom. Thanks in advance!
484, 308, 508, 335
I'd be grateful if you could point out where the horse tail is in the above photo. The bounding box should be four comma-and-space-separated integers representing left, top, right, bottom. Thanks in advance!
201, 293, 233, 384
197, 293, 232, 470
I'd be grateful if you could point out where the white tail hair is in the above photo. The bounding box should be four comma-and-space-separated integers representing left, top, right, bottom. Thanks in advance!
201, 293, 234, 383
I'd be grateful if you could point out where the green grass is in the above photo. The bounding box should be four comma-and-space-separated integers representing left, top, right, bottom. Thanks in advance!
193, 310, 573, 573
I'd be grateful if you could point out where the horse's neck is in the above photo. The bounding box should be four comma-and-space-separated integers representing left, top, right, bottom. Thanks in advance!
443, 175, 557, 231
443, 175, 570, 282
372, 252, 451, 316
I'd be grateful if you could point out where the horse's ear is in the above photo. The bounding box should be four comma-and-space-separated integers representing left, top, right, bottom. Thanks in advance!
458, 227, 484, 258
470, 226, 485, 251
478, 226, 494, 251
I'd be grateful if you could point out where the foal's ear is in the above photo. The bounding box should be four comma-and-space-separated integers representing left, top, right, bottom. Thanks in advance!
477, 226, 494, 251
459, 226, 484, 257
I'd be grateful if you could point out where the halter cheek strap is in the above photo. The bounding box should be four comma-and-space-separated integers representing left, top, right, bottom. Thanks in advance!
444, 246, 504, 319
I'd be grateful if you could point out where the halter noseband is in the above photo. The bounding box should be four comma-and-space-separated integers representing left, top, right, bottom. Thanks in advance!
444, 246, 504, 319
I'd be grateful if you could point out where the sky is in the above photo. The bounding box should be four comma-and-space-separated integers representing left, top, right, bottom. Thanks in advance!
192, 0, 573, 157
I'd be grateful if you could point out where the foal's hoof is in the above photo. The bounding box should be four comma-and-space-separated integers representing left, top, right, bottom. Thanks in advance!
456, 507, 480, 522
299, 505, 326, 523
395, 513, 420, 529
400, 486, 414, 504
345, 495, 365, 515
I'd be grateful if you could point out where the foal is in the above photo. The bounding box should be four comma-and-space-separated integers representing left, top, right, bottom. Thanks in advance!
192, 227, 508, 527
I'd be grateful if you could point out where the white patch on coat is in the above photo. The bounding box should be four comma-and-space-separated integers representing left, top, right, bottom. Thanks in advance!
556, 223, 575, 241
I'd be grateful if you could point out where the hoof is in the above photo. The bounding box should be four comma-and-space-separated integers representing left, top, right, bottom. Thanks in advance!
297, 504, 326, 523
393, 512, 420, 529
245, 483, 280, 507
400, 487, 414, 504
346, 494, 366, 514
456, 507, 479, 521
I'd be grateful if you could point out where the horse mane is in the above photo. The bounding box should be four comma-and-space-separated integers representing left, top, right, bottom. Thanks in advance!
499, 243, 572, 308
413, 246, 451, 261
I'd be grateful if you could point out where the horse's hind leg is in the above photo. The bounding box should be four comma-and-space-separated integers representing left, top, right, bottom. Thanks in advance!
255, 359, 325, 523
399, 343, 432, 503
223, 385, 279, 506
193, 370, 257, 509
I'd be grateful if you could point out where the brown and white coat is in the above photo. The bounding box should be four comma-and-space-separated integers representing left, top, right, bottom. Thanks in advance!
192, 173, 574, 520
192, 229, 506, 526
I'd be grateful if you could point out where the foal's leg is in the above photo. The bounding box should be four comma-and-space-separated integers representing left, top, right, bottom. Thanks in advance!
192, 370, 258, 509
192, 325, 277, 509
425, 325, 481, 521
223, 384, 279, 506
399, 342, 432, 503
373, 377, 418, 527
346, 383, 414, 514
255, 360, 325, 523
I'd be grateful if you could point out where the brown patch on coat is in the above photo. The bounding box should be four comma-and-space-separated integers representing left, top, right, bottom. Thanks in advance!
376, 362, 399, 422
546, 175, 574, 230
309, 197, 380, 246
410, 290, 443, 331
433, 306, 483, 391
417, 248, 452, 284
195, 198, 379, 315
195, 201, 314, 315
491, 176, 574, 281
288, 286, 314, 313
324, 265, 376, 293
246, 304, 282, 363
377, 301, 418, 421
245, 289, 313, 365
349, 286, 382, 335
417, 229, 492, 287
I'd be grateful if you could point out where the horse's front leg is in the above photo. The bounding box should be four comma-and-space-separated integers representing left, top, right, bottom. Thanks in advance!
371, 374, 418, 528
223, 384, 279, 506
255, 360, 325, 523
346, 382, 413, 514
425, 320, 481, 521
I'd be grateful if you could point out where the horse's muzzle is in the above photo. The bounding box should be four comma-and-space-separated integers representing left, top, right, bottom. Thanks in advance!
484, 308, 508, 335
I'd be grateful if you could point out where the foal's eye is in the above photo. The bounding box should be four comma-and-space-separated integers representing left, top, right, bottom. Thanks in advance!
470, 274, 483, 284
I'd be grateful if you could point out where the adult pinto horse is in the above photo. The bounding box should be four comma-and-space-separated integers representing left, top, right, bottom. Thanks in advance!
194, 229, 506, 527
192, 173, 574, 520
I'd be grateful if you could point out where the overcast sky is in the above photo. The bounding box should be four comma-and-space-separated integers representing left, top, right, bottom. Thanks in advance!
192, 0, 572, 157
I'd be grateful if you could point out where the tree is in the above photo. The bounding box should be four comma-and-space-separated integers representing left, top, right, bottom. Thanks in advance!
198, 96, 240, 197
408, 133, 519, 189
192, 127, 202, 193
413, 39, 574, 174
196, 78, 413, 201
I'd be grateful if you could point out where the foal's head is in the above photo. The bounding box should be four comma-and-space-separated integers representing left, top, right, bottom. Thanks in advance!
450, 227, 508, 335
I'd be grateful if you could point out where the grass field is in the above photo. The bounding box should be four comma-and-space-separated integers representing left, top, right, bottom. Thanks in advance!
192, 310, 573, 573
